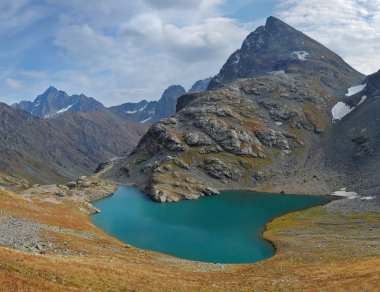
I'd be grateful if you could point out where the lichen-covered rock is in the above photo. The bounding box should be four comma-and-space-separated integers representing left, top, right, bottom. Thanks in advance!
255, 129, 290, 150
219, 129, 263, 156
195, 117, 229, 142
198, 145, 223, 154
200, 158, 242, 181
184, 132, 212, 146
134, 123, 188, 155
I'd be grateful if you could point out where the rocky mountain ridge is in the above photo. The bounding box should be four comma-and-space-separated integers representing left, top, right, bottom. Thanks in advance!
101, 16, 374, 203
12, 86, 105, 118
110, 85, 186, 123
13, 79, 210, 124
208, 16, 359, 89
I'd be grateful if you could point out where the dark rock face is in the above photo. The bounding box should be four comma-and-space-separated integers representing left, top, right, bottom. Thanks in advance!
189, 77, 212, 93
208, 16, 361, 90
110, 85, 186, 124
176, 92, 201, 113
12, 86, 105, 118
154, 85, 186, 121
325, 70, 380, 196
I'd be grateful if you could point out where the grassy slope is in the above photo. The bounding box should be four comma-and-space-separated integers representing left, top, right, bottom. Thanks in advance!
0, 189, 379, 291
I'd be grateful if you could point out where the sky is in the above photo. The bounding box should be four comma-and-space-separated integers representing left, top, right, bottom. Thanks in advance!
0, 0, 379, 106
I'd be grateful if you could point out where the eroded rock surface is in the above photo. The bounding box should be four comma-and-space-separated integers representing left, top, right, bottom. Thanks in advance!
101, 17, 371, 202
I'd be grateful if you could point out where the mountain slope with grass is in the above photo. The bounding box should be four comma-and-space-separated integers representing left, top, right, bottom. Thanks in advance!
0, 103, 147, 184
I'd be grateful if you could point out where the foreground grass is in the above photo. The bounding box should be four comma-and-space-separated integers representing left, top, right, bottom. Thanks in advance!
0, 189, 379, 291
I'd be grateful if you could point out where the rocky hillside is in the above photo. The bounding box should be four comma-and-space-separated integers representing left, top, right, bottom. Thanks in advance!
101, 17, 369, 202
12, 86, 105, 118
0, 103, 147, 184
324, 70, 380, 196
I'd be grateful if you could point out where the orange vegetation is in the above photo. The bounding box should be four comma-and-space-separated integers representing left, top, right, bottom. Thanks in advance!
0, 190, 379, 291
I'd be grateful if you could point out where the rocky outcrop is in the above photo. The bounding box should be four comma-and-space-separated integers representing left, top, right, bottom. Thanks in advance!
102, 16, 368, 203
184, 132, 212, 146
200, 158, 242, 181
255, 129, 290, 150
176, 92, 201, 112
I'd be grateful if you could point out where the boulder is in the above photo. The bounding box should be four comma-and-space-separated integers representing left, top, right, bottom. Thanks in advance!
201, 158, 241, 181
184, 132, 212, 146
255, 129, 290, 150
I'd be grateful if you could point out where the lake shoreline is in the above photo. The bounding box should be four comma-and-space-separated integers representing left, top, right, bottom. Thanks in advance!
0, 186, 378, 290
91, 186, 331, 264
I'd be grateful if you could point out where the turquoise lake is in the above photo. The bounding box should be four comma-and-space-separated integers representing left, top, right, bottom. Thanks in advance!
91, 187, 330, 264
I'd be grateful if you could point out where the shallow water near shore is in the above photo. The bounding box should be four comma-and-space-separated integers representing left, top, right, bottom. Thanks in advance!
92, 187, 330, 264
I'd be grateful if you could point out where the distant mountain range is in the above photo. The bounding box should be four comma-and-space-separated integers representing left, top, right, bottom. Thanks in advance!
12, 78, 212, 124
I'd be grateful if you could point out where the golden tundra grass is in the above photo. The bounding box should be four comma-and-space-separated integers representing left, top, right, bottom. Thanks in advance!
0, 189, 379, 291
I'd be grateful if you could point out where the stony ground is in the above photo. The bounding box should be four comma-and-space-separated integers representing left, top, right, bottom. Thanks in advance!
0, 181, 379, 291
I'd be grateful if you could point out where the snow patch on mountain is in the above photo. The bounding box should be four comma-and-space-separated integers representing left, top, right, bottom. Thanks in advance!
291, 51, 309, 61
331, 188, 358, 199
332, 95, 367, 122
140, 117, 152, 123
357, 95, 367, 106
125, 104, 147, 114
56, 104, 74, 114
331, 102, 353, 121
345, 84, 366, 97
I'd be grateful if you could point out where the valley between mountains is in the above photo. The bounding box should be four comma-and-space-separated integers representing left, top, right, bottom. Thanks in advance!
0, 16, 379, 291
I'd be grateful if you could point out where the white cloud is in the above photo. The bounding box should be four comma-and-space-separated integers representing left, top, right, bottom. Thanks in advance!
275, 0, 380, 74
55, 24, 114, 61
0, 0, 47, 37
3, 0, 378, 107
47, 0, 250, 105
20, 70, 48, 79
5, 78, 24, 90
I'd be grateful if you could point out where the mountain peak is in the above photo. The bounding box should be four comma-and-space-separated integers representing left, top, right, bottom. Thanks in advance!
208, 17, 363, 89
13, 87, 104, 118
44, 86, 58, 94
265, 16, 287, 28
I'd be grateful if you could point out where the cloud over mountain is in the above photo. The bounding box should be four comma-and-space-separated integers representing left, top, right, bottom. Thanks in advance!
0, 0, 379, 105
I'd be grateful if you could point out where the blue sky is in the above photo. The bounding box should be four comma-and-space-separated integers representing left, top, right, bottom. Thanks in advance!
0, 0, 379, 106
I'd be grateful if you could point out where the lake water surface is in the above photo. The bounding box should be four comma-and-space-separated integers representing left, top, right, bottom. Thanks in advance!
92, 187, 329, 263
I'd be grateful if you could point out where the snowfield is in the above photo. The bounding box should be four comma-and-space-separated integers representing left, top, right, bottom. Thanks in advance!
331, 102, 353, 121
125, 104, 147, 114
331, 83, 367, 121
140, 117, 152, 123
56, 104, 74, 114
345, 83, 366, 97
